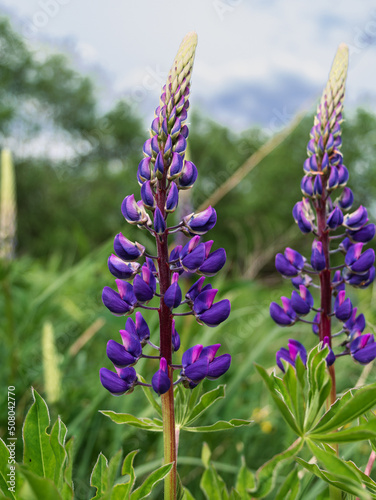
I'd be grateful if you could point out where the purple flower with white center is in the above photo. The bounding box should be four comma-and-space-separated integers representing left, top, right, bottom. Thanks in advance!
350, 334, 376, 364
99, 366, 137, 396
276, 339, 307, 372
270, 297, 297, 326
152, 358, 171, 395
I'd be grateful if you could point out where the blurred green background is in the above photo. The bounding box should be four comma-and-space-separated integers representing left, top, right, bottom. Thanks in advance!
1, 15, 376, 499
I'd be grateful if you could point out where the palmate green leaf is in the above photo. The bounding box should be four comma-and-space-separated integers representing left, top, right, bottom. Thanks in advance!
309, 419, 376, 443
90, 452, 109, 499
183, 418, 252, 432
295, 458, 372, 499
275, 467, 300, 500
22, 388, 55, 481
312, 382, 376, 434
249, 438, 303, 498
254, 364, 300, 435
184, 385, 225, 426
100, 411, 163, 431
18, 466, 63, 500
130, 463, 173, 500
0, 438, 16, 500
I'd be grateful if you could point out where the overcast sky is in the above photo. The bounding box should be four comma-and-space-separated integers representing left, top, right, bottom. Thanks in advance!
1, 0, 376, 132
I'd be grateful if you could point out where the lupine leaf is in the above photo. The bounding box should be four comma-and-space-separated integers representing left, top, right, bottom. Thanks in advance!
50, 418, 67, 489
344, 460, 376, 494
283, 364, 305, 430
312, 383, 376, 433
181, 487, 195, 500
0, 438, 16, 500
309, 419, 376, 443
201, 443, 211, 469
108, 450, 123, 490
100, 411, 163, 431
307, 440, 362, 483
130, 463, 173, 499
229, 490, 242, 500
255, 364, 300, 435
248, 438, 303, 498
63, 437, 74, 489
184, 385, 225, 426
295, 458, 370, 499
200, 464, 227, 500
183, 419, 252, 432
120, 450, 138, 496
90, 452, 109, 499
18, 466, 63, 500
235, 457, 255, 498
138, 375, 162, 417
275, 467, 300, 500
22, 388, 55, 480
111, 484, 129, 500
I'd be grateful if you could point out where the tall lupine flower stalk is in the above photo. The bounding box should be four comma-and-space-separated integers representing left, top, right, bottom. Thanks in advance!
100, 33, 231, 499
271, 44, 376, 407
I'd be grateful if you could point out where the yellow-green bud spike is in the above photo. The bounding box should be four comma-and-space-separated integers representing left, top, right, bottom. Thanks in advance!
0, 149, 17, 260
316, 43, 349, 131
164, 31, 198, 113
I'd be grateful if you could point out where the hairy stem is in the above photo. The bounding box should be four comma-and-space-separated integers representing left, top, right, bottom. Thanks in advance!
156, 172, 176, 499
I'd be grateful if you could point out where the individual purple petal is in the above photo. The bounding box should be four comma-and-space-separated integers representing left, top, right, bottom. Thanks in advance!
133, 274, 154, 303
181, 243, 206, 272
313, 175, 323, 197
174, 134, 187, 154
343, 206, 368, 230
311, 240, 326, 271
184, 357, 209, 382
270, 299, 296, 326
327, 167, 338, 190
351, 248, 375, 274
106, 340, 139, 367
198, 299, 231, 327
116, 279, 137, 305
339, 187, 354, 210
322, 337, 335, 366
347, 224, 375, 243
99, 367, 136, 396
108, 255, 139, 280
137, 157, 151, 185
163, 135, 173, 157
154, 207, 166, 234
166, 182, 179, 212
145, 257, 157, 275
186, 276, 206, 302
154, 152, 164, 178
184, 206, 217, 235
207, 354, 231, 379
291, 285, 313, 315
164, 280, 182, 309
301, 176, 314, 197
135, 312, 150, 343
334, 290, 352, 321
121, 194, 149, 225
337, 165, 349, 186
276, 347, 292, 372
182, 345, 203, 367
178, 160, 198, 189
199, 344, 221, 363
288, 339, 307, 365
350, 334, 376, 364
168, 152, 184, 179
193, 289, 218, 314
327, 206, 344, 229
141, 181, 155, 209
102, 286, 134, 316
114, 233, 145, 261
125, 316, 136, 336
275, 248, 305, 277
119, 330, 142, 357
198, 248, 226, 276
172, 320, 180, 352
152, 357, 171, 395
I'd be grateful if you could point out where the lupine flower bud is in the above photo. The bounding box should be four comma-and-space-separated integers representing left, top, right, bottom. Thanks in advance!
275, 247, 305, 277
114, 233, 145, 261
350, 334, 376, 364
343, 206, 368, 230
301, 176, 314, 197
270, 297, 297, 326
121, 195, 149, 225
102, 280, 137, 316
321, 152, 329, 173
332, 270, 345, 293
154, 152, 164, 179
344, 308, 366, 337
168, 153, 184, 180
312, 312, 320, 335
185, 276, 206, 303
152, 357, 171, 395
125, 312, 151, 345
338, 187, 354, 210
165, 182, 179, 212
154, 207, 166, 234
337, 165, 349, 187
276, 339, 307, 372
137, 157, 152, 185
133, 266, 157, 303
183, 206, 217, 235
327, 206, 344, 229
163, 135, 173, 158
291, 285, 314, 315
99, 367, 137, 396
164, 273, 182, 309
172, 320, 180, 352
334, 290, 352, 321
322, 336, 336, 366
327, 167, 339, 190
141, 181, 155, 209
291, 274, 312, 288
345, 243, 375, 274
311, 240, 326, 271
343, 266, 376, 288
313, 175, 323, 197
107, 255, 140, 280
107, 334, 141, 368
347, 224, 375, 243
178, 160, 198, 189
173, 134, 187, 154
293, 199, 315, 233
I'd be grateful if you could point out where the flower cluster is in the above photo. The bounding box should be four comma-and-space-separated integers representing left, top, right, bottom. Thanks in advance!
100, 33, 231, 397
271, 45, 376, 370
